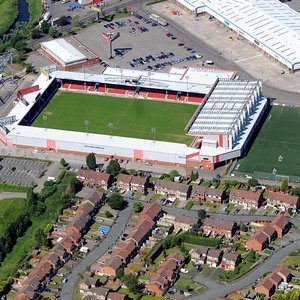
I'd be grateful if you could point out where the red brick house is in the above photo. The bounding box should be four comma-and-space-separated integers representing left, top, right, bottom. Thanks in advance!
66, 212, 91, 236
205, 187, 226, 203
155, 179, 192, 201
140, 203, 162, 222
191, 185, 207, 201
247, 231, 269, 251
267, 191, 300, 213
270, 214, 290, 237
111, 241, 136, 264
206, 249, 223, 268
126, 218, 155, 246
229, 188, 263, 209
130, 176, 149, 193
91, 256, 123, 278
77, 170, 113, 190
220, 253, 241, 271
117, 174, 132, 192
255, 277, 276, 297
202, 219, 237, 238
190, 246, 209, 265
275, 266, 292, 282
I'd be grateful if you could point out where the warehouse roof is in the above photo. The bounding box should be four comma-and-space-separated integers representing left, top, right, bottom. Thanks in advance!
41, 38, 87, 65
178, 0, 300, 68
188, 79, 260, 135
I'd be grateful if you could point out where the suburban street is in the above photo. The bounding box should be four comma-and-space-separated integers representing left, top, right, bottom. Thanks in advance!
190, 239, 300, 300
60, 202, 133, 300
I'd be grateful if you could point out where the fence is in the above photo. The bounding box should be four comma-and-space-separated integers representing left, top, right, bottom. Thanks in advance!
231, 170, 300, 184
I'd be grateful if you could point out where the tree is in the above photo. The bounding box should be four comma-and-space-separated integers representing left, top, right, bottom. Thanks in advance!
240, 224, 248, 232
41, 20, 50, 34
15, 40, 27, 52
287, 207, 293, 216
106, 159, 121, 176
191, 171, 199, 181
280, 178, 289, 192
116, 267, 124, 280
169, 170, 180, 179
133, 201, 143, 213
162, 249, 167, 258
86, 153, 97, 170
124, 274, 144, 294
72, 15, 81, 28
44, 223, 54, 234
56, 16, 69, 26
248, 250, 256, 263
248, 178, 259, 186
107, 192, 124, 210
198, 209, 206, 220
31, 28, 41, 39
60, 158, 67, 167
25, 63, 35, 74
128, 169, 138, 176
292, 187, 300, 196
104, 210, 113, 218
34, 228, 52, 248
49, 26, 60, 38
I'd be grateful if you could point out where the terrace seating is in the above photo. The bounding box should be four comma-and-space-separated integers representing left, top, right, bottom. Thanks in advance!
97, 86, 106, 92
69, 84, 87, 91
62, 83, 70, 89
108, 87, 127, 95
187, 96, 204, 103
148, 90, 166, 99
167, 92, 177, 100
137, 88, 149, 98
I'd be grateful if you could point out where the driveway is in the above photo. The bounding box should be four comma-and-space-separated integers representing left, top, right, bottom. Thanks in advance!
189, 239, 300, 300
60, 203, 133, 300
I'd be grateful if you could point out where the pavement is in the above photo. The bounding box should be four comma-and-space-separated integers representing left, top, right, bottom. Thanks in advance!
0, 192, 27, 199
189, 239, 300, 300
60, 202, 133, 300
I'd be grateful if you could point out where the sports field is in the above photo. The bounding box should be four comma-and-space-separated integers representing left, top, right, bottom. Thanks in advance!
236, 106, 300, 177
32, 92, 197, 144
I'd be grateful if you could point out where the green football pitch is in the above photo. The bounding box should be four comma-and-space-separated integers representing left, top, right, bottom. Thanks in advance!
32, 92, 197, 144
236, 106, 300, 177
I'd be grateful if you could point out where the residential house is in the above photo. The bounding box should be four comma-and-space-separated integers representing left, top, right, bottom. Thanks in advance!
140, 203, 162, 222
267, 191, 300, 213
117, 174, 132, 192
229, 188, 263, 209
59, 236, 76, 253
173, 215, 200, 232
79, 277, 100, 292
275, 267, 292, 283
154, 179, 192, 201
259, 225, 277, 243
220, 253, 241, 271
41, 253, 62, 270
191, 185, 207, 201
91, 256, 123, 278
107, 292, 129, 300
76, 201, 96, 217
111, 241, 136, 264
80, 286, 110, 300
247, 231, 269, 251
255, 278, 276, 298
131, 176, 149, 193
190, 246, 209, 264
205, 187, 226, 203
77, 170, 113, 190
50, 243, 71, 263
126, 218, 155, 246
202, 219, 237, 238
84, 190, 105, 211
27, 261, 54, 283
206, 249, 223, 268
270, 214, 290, 237
66, 212, 91, 236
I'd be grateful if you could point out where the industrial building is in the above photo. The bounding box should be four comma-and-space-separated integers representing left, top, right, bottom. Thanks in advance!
0, 66, 268, 170
41, 38, 100, 71
173, 0, 300, 71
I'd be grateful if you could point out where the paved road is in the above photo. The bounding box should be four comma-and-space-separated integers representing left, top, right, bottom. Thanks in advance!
135, 5, 300, 105
163, 206, 300, 227
190, 239, 300, 300
0, 192, 27, 199
60, 203, 133, 300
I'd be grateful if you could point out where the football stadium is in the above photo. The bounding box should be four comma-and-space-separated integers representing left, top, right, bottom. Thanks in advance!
0, 65, 268, 170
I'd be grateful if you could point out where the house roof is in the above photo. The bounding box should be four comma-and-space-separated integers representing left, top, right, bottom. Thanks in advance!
266, 272, 282, 285
78, 201, 95, 215
207, 249, 222, 258
167, 252, 184, 263
104, 257, 123, 270
117, 173, 132, 184
85, 190, 104, 205
271, 214, 290, 230
230, 188, 262, 203
191, 246, 210, 256
192, 185, 207, 195
174, 214, 199, 226
268, 191, 300, 206
203, 219, 236, 231
155, 179, 191, 193
261, 225, 276, 238
249, 231, 268, 245
107, 292, 128, 300
205, 187, 225, 197
41, 252, 59, 265
127, 218, 155, 244
140, 203, 161, 221
90, 287, 110, 297
275, 266, 291, 279
131, 175, 147, 185
112, 240, 136, 261
77, 169, 111, 183
256, 278, 275, 291
83, 277, 99, 287
222, 252, 240, 262
28, 261, 52, 281
67, 212, 91, 232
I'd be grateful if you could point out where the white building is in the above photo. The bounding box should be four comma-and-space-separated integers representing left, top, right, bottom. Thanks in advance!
174, 0, 300, 71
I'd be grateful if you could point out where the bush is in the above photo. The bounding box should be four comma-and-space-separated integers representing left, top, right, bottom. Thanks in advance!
181, 233, 221, 247
86, 153, 96, 170
104, 210, 113, 218
107, 193, 124, 210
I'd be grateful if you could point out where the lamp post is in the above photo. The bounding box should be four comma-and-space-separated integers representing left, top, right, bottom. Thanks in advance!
108, 122, 113, 137
43, 115, 48, 131
151, 127, 156, 142
84, 120, 89, 135
186, 75, 189, 100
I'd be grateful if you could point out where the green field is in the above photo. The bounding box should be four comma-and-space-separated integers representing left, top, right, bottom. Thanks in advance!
0, 198, 27, 237
27, 0, 42, 24
236, 106, 300, 177
0, 0, 18, 36
32, 92, 196, 144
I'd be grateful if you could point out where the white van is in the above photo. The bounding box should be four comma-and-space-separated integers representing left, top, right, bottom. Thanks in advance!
61, 0, 70, 3
43, 12, 51, 21
205, 60, 214, 65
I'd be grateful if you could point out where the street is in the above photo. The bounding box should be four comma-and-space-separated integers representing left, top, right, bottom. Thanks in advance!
60, 202, 133, 300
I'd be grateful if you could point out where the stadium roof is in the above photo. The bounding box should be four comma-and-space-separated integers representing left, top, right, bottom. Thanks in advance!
188, 79, 260, 135
177, 0, 300, 69
41, 38, 87, 66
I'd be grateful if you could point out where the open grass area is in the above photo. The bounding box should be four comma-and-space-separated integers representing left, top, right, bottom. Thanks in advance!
0, 183, 32, 193
235, 106, 300, 177
281, 249, 300, 272
27, 0, 42, 23
0, 198, 27, 237
32, 92, 196, 144
0, 0, 18, 36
